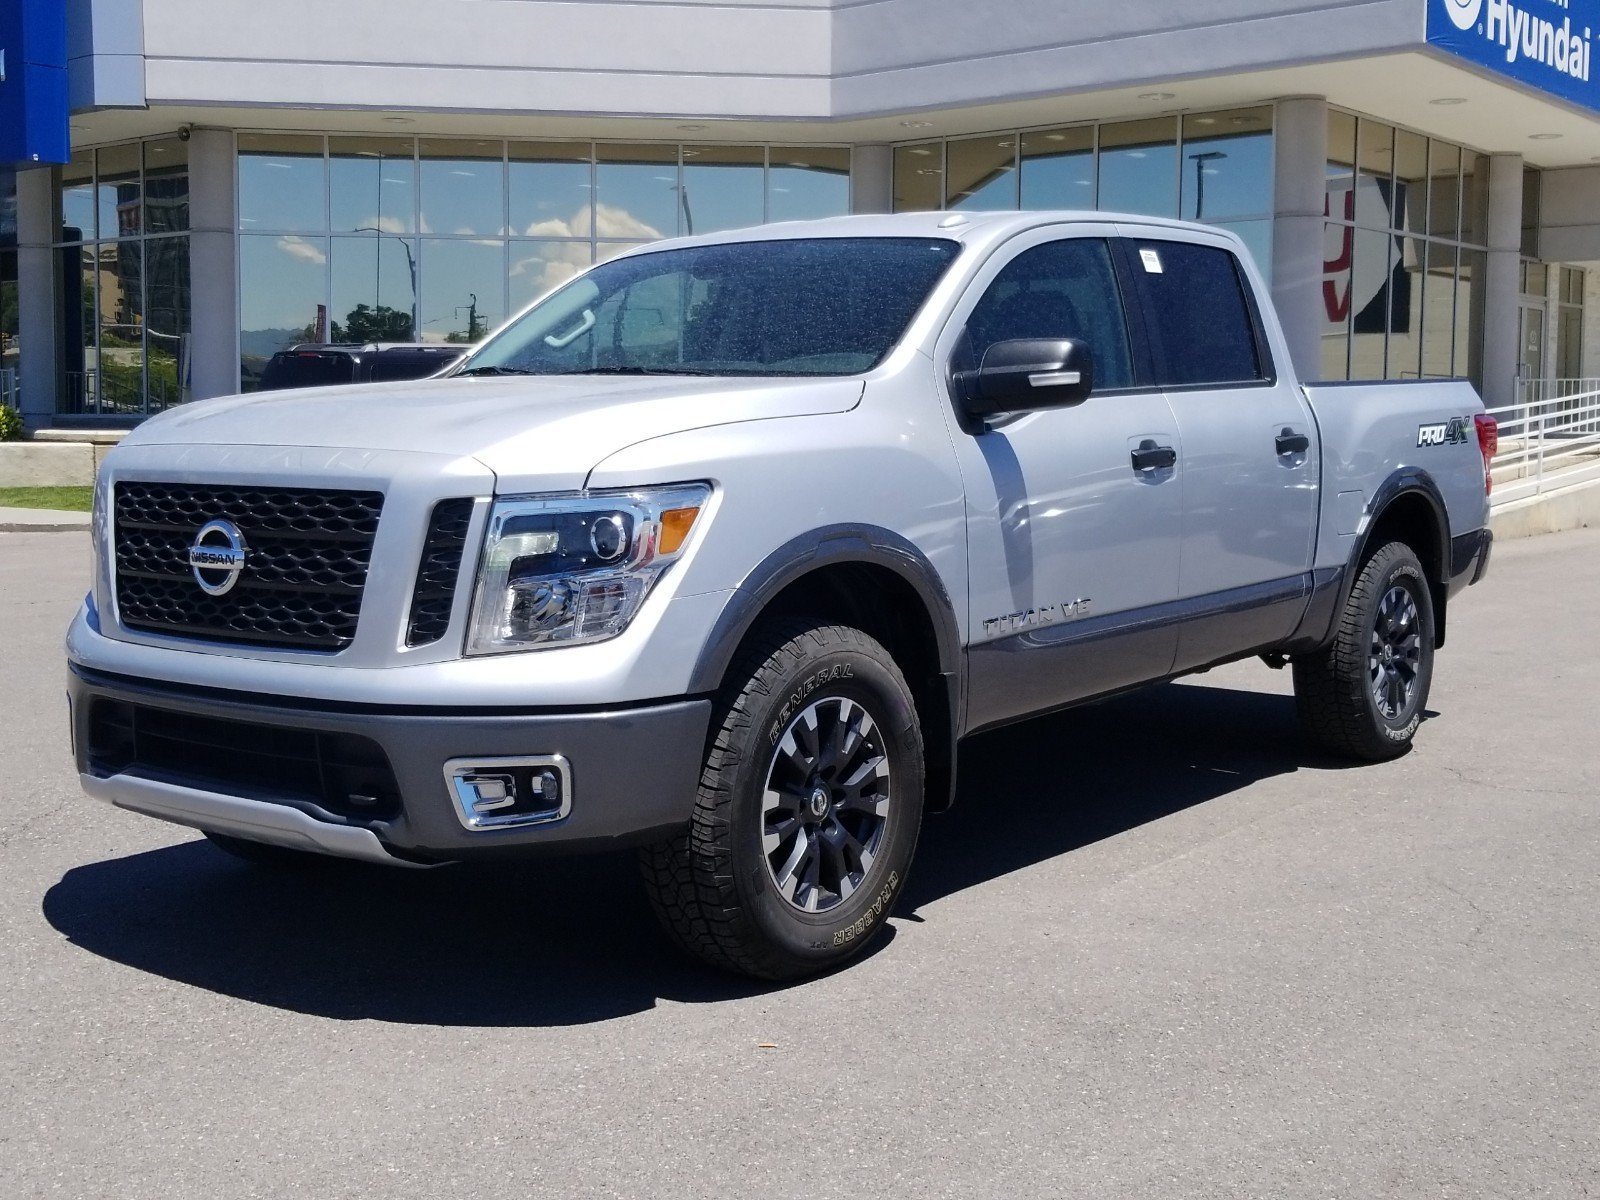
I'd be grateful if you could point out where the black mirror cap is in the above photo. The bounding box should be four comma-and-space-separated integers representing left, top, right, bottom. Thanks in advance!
961, 338, 1095, 420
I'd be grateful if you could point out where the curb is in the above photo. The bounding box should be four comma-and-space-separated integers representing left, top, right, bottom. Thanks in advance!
1490, 475, 1600, 540
0, 521, 92, 533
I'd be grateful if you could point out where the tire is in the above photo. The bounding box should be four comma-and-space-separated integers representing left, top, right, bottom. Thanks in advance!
1293, 540, 1435, 761
640, 619, 925, 980
202, 830, 338, 870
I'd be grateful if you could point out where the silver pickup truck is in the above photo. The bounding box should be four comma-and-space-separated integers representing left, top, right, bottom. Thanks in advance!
67, 212, 1496, 978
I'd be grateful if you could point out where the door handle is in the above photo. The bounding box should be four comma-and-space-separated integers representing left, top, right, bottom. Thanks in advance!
1276, 431, 1311, 456
1131, 443, 1177, 472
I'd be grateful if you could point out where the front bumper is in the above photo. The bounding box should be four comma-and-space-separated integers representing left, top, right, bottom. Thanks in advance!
69, 665, 711, 865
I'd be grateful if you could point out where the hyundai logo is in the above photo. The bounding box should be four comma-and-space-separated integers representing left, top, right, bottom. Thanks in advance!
188, 519, 248, 596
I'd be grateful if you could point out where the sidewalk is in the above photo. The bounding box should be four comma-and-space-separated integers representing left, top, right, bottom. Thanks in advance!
0, 506, 93, 533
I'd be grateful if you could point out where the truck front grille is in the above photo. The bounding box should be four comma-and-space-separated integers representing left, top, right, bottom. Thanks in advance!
405, 498, 475, 647
113, 482, 384, 652
86, 697, 402, 823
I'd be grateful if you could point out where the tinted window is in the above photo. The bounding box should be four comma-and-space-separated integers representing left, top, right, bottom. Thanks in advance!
1130, 241, 1265, 386
259, 351, 359, 391
963, 238, 1134, 389
463, 237, 962, 378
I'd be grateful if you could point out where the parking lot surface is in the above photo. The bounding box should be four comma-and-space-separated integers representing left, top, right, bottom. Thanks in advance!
2, 528, 1596, 1199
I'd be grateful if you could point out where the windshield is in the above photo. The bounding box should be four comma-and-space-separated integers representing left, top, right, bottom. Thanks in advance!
457, 237, 962, 378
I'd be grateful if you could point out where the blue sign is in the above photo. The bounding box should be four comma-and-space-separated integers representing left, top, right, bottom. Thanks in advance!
1429, 0, 1600, 112
0, 0, 69, 165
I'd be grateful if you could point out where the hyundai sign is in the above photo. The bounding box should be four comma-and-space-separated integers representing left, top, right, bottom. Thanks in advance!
1429, 0, 1600, 113
0, 0, 69, 165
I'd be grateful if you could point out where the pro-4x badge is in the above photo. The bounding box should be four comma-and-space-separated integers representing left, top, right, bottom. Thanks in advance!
1417, 416, 1472, 447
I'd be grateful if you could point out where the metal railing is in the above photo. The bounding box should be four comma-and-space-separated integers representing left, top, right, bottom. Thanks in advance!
0, 367, 17, 411
1487, 379, 1600, 506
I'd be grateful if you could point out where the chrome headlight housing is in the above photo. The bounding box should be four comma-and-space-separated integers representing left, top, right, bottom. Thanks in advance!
465, 484, 710, 655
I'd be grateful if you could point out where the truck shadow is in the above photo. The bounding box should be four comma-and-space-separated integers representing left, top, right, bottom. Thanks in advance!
41, 680, 1363, 1027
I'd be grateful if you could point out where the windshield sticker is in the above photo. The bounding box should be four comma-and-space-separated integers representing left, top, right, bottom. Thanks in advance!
1139, 248, 1163, 273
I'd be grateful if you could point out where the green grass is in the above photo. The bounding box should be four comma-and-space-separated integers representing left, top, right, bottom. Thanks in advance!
0, 486, 95, 512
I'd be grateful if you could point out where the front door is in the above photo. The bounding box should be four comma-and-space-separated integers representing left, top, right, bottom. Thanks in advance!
936, 227, 1184, 732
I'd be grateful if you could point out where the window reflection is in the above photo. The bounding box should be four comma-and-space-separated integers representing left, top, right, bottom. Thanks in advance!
1392, 129, 1428, 237
893, 143, 942, 212
239, 232, 329, 389
146, 236, 190, 409
96, 240, 145, 412
143, 139, 189, 235
420, 238, 504, 344
331, 235, 417, 342
767, 147, 849, 223
1181, 109, 1272, 221
97, 143, 142, 240
1427, 141, 1462, 242
331, 137, 416, 235
421, 140, 504, 236
61, 152, 95, 241
239, 134, 326, 233
945, 135, 1016, 210
1098, 118, 1177, 217
1019, 126, 1094, 209
1422, 241, 1457, 378
596, 144, 679, 240
682, 145, 764, 234
510, 142, 593, 238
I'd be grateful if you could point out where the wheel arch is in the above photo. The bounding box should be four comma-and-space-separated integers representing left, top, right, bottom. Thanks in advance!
1350, 468, 1452, 648
687, 525, 964, 812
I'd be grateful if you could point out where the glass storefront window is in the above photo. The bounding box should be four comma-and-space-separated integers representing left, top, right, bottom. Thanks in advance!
682, 144, 765, 234
1427, 141, 1462, 242
145, 236, 190, 410
1, 248, 18, 403
331, 235, 418, 343
509, 141, 593, 239
419, 238, 504, 344
1392, 129, 1428, 237
1421, 241, 1457, 379
331, 137, 416, 236
239, 135, 327, 233
893, 143, 942, 212
96, 242, 145, 413
1460, 151, 1487, 248
1018, 126, 1094, 209
595, 144, 680, 240
61, 153, 96, 241
239, 232, 329, 389
421, 140, 503, 237
96, 143, 142, 241
143, 139, 189, 235
945, 135, 1016, 210
1097, 118, 1177, 218
1180, 109, 1273, 221
767, 147, 850, 223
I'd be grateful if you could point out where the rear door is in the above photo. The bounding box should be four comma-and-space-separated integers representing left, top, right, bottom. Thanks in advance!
937, 225, 1184, 731
1115, 229, 1319, 670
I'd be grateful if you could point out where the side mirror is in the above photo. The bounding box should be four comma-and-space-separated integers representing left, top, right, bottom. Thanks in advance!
961, 338, 1094, 420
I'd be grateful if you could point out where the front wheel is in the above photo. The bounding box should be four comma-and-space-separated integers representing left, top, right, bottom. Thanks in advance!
1293, 540, 1435, 761
640, 620, 924, 980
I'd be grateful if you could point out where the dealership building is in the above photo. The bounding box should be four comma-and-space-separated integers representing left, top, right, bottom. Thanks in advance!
7, 0, 1600, 426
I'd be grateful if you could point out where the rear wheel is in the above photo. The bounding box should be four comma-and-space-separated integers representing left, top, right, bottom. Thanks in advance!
640, 619, 924, 980
1294, 540, 1435, 761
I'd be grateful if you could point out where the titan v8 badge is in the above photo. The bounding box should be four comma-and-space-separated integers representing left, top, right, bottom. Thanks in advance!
1417, 416, 1472, 447
983, 597, 1092, 637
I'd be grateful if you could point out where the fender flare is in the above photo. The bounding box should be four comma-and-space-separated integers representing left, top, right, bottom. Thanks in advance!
686, 523, 964, 696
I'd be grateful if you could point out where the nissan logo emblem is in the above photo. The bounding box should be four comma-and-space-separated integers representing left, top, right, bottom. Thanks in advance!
188, 519, 248, 596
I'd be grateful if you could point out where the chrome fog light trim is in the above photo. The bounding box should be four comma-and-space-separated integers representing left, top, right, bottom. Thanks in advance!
445, 754, 572, 830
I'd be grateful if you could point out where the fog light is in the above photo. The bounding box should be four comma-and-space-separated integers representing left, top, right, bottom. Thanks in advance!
444, 755, 572, 830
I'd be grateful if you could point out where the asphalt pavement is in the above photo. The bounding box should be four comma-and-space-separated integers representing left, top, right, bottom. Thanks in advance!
1, 527, 1596, 1199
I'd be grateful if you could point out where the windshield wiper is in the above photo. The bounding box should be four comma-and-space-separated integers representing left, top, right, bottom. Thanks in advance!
455, 365, 537, 377
560, 366, 722, 377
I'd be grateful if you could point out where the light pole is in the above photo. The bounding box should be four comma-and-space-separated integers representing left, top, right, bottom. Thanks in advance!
1188, 150, 1227, 220
353, 226, 418, 336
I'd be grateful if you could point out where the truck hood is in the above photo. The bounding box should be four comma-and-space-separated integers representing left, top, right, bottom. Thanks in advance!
124, 374, 864, 488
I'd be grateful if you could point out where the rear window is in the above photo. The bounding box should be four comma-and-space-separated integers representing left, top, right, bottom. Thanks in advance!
362, 350, 464, 383
1127, 241, 1267, 387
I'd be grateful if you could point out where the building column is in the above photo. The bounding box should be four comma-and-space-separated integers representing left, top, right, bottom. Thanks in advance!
1480, 152, 1523, 413
1269, 96, 1328, 381
15, 165, 60, 429
186, 129, 239, 401
850, 144, 893, 215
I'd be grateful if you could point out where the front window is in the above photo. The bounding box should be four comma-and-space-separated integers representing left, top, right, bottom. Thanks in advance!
458, 237, 961, 379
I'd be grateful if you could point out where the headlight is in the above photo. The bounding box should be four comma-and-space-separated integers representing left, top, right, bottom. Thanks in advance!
465, 484, 710, 655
